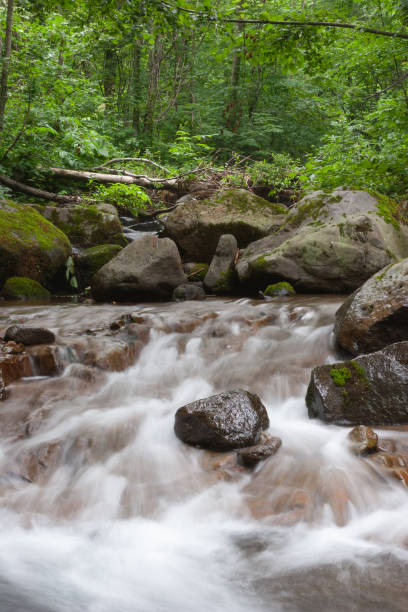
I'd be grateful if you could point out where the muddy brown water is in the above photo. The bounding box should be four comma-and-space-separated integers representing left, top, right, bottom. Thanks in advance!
0, 296, 407, 612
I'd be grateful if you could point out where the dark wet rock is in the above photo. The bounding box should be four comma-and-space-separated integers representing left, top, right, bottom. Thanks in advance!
306, 342, 408, 425
335, 258, 408, 356
174, 389, 269, 451
347, 425, 378, 455
236, 436, 282, 468
0, 371, 6, 400
91, 235, 186, 302
173, 283, 206, 301
165, 189, 286, 262
204, 234, 237, 294
4, 325, 55, 346
0, 200, 71, 286
237, 188, 408, 293
1, 277, 50, 300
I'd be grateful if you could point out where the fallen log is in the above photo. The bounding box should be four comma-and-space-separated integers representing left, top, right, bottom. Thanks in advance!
46, 167, 180, 190
0, 172, 79, 204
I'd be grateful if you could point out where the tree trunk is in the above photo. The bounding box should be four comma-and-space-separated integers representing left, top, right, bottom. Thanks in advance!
103, 47, 116, 99
0, 0, 15, 131
130, 40, 142, 136
142, 35, 163, 146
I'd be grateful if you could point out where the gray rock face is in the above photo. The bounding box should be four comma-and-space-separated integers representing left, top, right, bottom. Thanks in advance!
173, 283, 206, 301
174, 389, 269, 451
91, 235, 186, 302
204, 234, 237, 293
237, 189, 408, 293
4, 326, 55, 346
334, 258, 408, 355
165, 189, 286, 262
306, 342, 408, 425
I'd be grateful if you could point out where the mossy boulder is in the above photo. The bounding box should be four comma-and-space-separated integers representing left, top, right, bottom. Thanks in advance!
334, 258, 408, 356
1, 277, 50, 300
75, 244, 123, 288
40, 204, 127, 248
306, 342, 408, 425
237, 188, 408, 293
164, 188, 287, 262
0, 200, 71, 286
264, 282, 295, 297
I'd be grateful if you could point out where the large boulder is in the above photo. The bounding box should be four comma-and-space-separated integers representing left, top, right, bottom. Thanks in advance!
91, 235, 186, 301
164, 189, 286, 262
0, 200, 71, 286
174, 389, 269, 451
306, 342, 408, 425
237, 188, 408, 293
204, 234, 237, 293
335, 258, 408, 355
40, 204, 127, 248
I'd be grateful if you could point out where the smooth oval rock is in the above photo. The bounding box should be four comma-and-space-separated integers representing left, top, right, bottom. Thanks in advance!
174, 389, 269, 451
348, 425, 378, 455
4, 326, 55, 346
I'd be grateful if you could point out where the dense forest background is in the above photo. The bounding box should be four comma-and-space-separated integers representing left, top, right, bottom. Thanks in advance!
1, 0, 408, 200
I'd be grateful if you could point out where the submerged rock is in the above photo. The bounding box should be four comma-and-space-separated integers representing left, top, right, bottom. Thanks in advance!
0, 200, 71, 286
174, 389, 269, 451
335, 258, 408, 355
91, 235, 186, 302
306, 342, 408, 425
347, 425, 378, 455
237, 188, 408, 293
4, 325, 56, 346
204, 234, 237, 294
236, 436, 282, 468
0, 370, 6, 400
165, 188, 286, 262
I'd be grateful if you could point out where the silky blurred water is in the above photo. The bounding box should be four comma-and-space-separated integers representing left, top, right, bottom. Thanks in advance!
0, 297, 407, 612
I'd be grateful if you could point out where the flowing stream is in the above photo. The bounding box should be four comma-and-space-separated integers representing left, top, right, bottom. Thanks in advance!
0, 296, 408, 611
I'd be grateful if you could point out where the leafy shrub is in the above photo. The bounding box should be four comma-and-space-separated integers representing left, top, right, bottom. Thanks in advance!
248, 154, 299, 196
89, 183, 152, 216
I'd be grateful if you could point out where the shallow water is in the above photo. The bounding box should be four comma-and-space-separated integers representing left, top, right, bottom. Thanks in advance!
0, 296, 407, 612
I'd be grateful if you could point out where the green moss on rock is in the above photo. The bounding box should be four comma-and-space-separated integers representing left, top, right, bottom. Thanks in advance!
0, 200, 71, 285
189, 263, 209, 281
330, 366, 352, 387
264, 281, 296, 296
1, 276, 51, 300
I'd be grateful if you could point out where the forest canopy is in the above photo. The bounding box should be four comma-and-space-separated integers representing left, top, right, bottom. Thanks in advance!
1, 0, 408, 198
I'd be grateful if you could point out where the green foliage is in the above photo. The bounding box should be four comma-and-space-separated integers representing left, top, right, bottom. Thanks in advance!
248, 155, 299, 196
65, 255, 78, 289
167, 130, 214, 166
89, 184, 151, 215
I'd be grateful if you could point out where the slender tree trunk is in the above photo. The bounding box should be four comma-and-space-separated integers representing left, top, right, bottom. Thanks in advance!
142, 35, 163, 146
130, 40, 142, 136
102, 47, 116, 99
224, 20, 243, 132
0, 0, 15, 132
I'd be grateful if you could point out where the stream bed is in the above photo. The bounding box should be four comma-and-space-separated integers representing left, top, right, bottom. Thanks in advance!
0, 296, 407, 612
